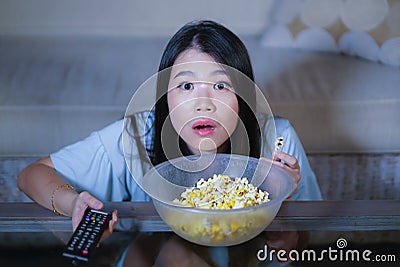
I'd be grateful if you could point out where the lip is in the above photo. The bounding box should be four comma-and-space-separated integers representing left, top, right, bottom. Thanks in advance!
192, 119, 217, 137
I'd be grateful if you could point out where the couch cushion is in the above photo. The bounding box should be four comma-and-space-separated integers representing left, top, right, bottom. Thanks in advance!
246, 42, 400, 153
0, 35, 166, 156
1, 35, 399, 156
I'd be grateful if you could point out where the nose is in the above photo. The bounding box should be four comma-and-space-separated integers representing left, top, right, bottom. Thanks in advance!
195, 98, 216, 112
194, 83, 216, 112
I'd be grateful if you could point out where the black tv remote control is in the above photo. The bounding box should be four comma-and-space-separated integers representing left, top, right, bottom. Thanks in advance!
62, 208, 112, 262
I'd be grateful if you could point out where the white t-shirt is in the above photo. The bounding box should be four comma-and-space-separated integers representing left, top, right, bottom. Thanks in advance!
50, 112, 322, 201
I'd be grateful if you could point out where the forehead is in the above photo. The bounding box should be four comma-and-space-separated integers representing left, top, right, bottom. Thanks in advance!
171, 49, 227, 78
174, 49, 216, 64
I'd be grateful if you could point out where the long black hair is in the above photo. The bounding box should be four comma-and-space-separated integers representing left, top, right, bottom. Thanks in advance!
151, 20, 260, 165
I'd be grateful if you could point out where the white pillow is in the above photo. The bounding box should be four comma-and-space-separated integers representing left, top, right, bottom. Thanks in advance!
261, 0, 400, 67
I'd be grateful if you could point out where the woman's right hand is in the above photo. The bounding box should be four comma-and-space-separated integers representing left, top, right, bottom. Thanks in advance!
17, 157, 118, 242
71, 191, 118, 242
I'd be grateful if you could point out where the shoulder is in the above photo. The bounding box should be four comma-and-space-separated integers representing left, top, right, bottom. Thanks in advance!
96, 119, 124, 145
274, 116, 292, 137
257, 113, 294, 137
272, 116, 303, 154
97, 111, 153, 147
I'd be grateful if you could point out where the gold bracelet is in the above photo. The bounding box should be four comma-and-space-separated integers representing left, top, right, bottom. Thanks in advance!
51, 184, 75, 216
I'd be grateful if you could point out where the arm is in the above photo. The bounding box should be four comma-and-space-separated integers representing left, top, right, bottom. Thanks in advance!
18, 156, 118, 236
18, 156, 80, 216
276, 119, 322, 200
271, 150, 300, 199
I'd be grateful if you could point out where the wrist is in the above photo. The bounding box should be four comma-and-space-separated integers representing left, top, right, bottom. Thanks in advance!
51, 184, 78, 216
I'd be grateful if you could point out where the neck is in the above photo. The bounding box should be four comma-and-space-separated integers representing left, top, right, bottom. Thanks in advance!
188, 140, 230, 155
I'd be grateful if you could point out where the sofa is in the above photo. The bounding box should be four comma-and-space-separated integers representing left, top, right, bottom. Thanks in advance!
1, 34, 400, 203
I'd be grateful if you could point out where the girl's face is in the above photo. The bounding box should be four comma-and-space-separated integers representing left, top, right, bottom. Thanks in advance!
167, 49, 239, 154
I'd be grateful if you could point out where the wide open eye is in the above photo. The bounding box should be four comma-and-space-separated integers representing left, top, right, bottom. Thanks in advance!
213, 81, 231, 91
178, 82, 194, 90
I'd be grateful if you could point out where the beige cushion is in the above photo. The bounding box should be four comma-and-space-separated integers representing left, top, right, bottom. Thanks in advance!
1, 36, 399, 155
250, 47, 400, 153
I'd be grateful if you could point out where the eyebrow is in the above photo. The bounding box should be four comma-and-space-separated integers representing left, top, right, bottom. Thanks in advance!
173, 70, 195, 79
210, 69, 228, 76
173, 69, 228, 79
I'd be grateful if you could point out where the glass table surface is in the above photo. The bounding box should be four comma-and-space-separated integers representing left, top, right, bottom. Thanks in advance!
1, 201, 399, 267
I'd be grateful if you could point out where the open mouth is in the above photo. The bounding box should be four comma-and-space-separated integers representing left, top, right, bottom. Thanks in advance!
193, 124, 215, 130
192, 120, 216, 136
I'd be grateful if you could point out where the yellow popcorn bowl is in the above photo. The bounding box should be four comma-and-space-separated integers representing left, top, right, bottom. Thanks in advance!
142, 154, 293, 246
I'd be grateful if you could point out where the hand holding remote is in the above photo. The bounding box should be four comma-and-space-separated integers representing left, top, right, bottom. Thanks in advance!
71, 192, 118, 243
63, 208, 116, 262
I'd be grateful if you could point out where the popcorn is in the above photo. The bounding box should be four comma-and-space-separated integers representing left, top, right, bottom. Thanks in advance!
275, 137, 284, 151
173, 174, 270, 209
167, 175, 272, 244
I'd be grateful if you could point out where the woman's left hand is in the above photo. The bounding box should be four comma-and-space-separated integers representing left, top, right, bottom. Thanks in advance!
271, 151, 301, 199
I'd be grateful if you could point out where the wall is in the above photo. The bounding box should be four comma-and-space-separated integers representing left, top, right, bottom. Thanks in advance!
0, 0, 273, 36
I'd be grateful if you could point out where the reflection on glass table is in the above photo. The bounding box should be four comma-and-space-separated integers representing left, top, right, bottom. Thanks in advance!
0, 201, 399, 266
1, 230, 399, 267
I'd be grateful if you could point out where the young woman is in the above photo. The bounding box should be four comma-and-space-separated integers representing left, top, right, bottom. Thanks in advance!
18, 20, 321, 241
